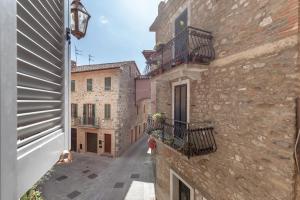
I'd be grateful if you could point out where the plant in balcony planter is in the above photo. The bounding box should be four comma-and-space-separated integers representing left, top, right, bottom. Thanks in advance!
164, 135, 174, 146
152, 129, 163, 139
152, 112, 166, 124
154, 43, 165, 51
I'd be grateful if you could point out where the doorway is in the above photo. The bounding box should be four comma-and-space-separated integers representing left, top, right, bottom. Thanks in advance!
179, 180, 190, 200
174, 9, 188, 63
86, 132, 97, 153
71, 128, 77, 152
174, 84, 187, 138
104, 134, 111, 154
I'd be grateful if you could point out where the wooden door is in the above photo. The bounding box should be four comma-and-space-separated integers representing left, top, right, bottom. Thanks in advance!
104, 134, 111, 153
86, 133, 97, 153
174, 84, 187, 138
135, 126, 138, 142
71, 128, 77, 152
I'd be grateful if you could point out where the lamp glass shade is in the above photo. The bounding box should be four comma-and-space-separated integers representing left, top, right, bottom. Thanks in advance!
70, 0, 90, 39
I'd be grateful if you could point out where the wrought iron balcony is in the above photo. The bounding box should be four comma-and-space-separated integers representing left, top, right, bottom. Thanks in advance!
145, 26, 215, 75
72, 117, 100, 128
146, 117, 217, 158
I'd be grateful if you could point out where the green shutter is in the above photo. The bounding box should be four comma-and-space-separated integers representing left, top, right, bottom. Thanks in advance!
105, 104, 111, 119
83, 104, 87, 124
92, 104, 95, 120
71, 80, 75, 91
105, 77, 111, 91
87, 79, 92, 91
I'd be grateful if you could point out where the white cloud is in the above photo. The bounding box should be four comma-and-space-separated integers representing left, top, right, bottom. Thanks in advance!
100, 16, 109, 24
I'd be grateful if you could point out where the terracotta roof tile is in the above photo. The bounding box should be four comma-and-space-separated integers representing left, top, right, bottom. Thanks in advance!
71, 61, 139, 74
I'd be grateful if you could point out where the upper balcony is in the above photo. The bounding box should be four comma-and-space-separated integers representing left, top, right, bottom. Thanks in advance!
72, 117, 100, 129
145, 26, 215, 76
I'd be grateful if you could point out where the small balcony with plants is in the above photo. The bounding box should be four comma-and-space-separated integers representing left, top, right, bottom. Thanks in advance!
146, 113, 217, 158
144, 26, 215, 76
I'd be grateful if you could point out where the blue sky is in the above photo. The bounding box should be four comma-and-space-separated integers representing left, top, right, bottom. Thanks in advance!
71, 0, 160, 73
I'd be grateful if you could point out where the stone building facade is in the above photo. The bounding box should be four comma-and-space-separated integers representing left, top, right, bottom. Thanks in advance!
71, 61, 147, 157
145, 0, 300, 199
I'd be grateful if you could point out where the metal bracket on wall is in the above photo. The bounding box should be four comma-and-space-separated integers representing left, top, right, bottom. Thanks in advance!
66, 27, 71, 45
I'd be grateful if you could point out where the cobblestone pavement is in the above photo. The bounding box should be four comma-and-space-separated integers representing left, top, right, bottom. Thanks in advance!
39, 135, 155, 200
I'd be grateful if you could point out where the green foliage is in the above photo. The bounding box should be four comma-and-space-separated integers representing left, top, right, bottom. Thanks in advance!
21, 186, 43, 200
152, 112, 166, 123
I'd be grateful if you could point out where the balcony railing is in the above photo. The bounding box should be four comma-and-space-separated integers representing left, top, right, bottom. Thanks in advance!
146, 117, 217, 158
146, 26, 215, 75
71, 117, 100, 128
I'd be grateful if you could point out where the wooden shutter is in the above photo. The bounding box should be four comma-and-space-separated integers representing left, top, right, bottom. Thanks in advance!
16, 0, 70, 197
92, 104, 96, 123
71, 80, 75, 91
83, 104, 87, 124
87, 78, 93, 91
105, 104, 111, 119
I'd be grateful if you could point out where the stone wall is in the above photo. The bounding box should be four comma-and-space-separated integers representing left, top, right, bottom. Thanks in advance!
116, 64, 140, 155
150, 0, 300, 199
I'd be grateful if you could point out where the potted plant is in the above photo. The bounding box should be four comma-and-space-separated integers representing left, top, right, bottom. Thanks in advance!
152, 112, 166, 124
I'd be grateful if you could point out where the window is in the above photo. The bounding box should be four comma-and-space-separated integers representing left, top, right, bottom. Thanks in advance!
170, 169, 194, 200
87, 79, 93, 91
144, 104, 146, 113
71, 104, 78, 118
105, 77, 111, 91
71, 80, 75, 92
105, 104, 111, 119
137, 105, 139, 115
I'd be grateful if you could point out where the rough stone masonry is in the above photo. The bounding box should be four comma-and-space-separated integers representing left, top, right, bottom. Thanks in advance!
148, 0, 300, 199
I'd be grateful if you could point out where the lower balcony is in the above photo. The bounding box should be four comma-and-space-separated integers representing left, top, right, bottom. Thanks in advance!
146, 117, 217, 158
72, 117, 100, 128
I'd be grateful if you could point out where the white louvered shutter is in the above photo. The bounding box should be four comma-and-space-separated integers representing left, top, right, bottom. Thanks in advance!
16, 0, 70, 197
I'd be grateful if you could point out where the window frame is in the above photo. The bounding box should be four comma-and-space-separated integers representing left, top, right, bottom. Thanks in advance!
0, 0, 17, 198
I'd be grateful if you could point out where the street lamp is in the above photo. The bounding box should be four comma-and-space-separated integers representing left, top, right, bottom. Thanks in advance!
70, 0, 91, 39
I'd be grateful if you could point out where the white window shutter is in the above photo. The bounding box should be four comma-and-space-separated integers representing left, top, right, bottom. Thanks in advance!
16, 0, 70, 198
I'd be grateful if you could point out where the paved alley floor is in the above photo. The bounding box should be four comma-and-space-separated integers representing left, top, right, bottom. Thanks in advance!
39, 135, 155, 200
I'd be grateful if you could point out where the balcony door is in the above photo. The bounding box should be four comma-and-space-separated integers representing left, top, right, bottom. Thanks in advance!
174, 9, 188, 64
83, 104, 95, 125
174, 84, 187, 138
179, 180, 191, 200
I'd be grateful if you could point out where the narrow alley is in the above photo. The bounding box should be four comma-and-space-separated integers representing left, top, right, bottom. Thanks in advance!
39, 135, 155, 200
